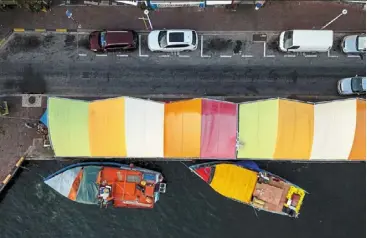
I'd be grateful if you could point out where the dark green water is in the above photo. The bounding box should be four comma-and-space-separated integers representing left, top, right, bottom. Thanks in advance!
0, 160, 365, 238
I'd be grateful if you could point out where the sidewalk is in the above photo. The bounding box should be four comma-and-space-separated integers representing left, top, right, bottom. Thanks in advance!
0, 2, 365, 35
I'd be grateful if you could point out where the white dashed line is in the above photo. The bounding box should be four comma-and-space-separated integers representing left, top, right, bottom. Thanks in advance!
78, 53, 87, 57
178, 55, 190, 58
263, 42, 275, 58
327, 50, 339, 58
284, 54, 296, 58
159, 55, 170, 58
96, 54, 107, 57
304, 54, 318, 58
347, 55, 361, 58
242, 55, 253, 58
138, 35, 149, 57
220, 55, 232, 58
200, 35, 211, 58
117, 54, 129, 57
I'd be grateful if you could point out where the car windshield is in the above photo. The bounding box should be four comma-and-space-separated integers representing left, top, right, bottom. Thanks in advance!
351, 77, 365, 93
99, 31, 107, 48
357, 36, 366, 52
158, 31, 168, 48
284, 31, 293, 49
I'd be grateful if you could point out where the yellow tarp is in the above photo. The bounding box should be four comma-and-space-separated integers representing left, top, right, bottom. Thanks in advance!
349, 99, 366, 160
88, 97, 126, 157
273, 100, 314, 160
210, 164, 258, 204
237, 100, 279, 159
164, 99, 202, 158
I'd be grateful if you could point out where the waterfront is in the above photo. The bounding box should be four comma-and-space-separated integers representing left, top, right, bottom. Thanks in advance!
0, 160, 365, 238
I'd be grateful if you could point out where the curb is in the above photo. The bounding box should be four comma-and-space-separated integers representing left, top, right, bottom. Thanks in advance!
0, 30, 14, 47
0, 156, 25, 194
11, 28, 366, 34
13, 28, 78, 33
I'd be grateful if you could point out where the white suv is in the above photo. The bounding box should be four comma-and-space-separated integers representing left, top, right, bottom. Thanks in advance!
148, 29, 198, 52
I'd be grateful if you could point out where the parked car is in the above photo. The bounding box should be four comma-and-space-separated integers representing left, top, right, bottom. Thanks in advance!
337, 76, 366, 95
89, 30, 138, 52
341, 34, 366, 54
148, 29, 198, 52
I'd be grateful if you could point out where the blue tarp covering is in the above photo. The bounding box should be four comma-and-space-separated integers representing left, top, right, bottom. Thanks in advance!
235, 161, 261, 172
40, 109, 48, 127
75, 166, 101, 205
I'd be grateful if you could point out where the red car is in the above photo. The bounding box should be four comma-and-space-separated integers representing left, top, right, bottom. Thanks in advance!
89, 30, 138, 52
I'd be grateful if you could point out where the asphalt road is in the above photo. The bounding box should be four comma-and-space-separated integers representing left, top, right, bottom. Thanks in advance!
0, 32, 365, 97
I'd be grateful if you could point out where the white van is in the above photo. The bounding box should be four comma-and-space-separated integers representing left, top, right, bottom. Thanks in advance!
279, 30, 333, 53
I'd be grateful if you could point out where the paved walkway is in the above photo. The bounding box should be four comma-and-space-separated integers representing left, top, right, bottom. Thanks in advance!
0, 2, 365, 34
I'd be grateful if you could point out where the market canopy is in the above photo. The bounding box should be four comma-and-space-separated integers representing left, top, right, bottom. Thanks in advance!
45, 97, 365, 161
164, 99, 238, 159
310, 99, 365, 160
47, 97, 164, 158
237, 99, 314, 160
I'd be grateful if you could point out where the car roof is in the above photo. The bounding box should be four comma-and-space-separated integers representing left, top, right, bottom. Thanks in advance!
166, 30, 193, 45
105, 31, 134, 45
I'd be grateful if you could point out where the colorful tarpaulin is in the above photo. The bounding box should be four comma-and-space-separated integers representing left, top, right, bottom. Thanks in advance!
310, 99, 366, 161
48, 97, 164, 158
164, 99, 238, 158
238, 99, 314, 160
237, 98, 365, 161
46, 97, 365, 161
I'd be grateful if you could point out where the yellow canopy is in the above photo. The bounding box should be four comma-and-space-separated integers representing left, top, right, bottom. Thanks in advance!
210, 164, 258, 204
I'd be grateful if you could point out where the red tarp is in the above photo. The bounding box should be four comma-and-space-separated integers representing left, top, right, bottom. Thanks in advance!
200, 100, 238, 158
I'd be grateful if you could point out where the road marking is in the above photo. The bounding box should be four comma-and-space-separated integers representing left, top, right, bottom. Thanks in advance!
242, 55, 253, 58
347, 55, 361, 58
178, 55, 190, 58
327, 50, 339, 58
117, 54, 129, 57
78, 53, 87, 57
284, 54, 296, 58
220, 55, 232, 58
96, 54, 107, 57
263, 42, 275, 58
138, 35, 149, 57
159, 55, 170, 58
304, 54, 318, 58
200, 35, 211, 58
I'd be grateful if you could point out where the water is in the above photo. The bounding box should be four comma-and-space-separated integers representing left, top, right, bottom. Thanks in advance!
0, 160, 365, 238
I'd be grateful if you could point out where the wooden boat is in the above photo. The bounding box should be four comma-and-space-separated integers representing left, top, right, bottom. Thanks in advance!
189, 161, 306, 217
44, 162, 166, 209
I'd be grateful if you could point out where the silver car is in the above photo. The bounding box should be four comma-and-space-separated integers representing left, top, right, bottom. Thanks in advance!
148, 29, 198, 52
337, 76, 366, 95
341, 34, 366, 54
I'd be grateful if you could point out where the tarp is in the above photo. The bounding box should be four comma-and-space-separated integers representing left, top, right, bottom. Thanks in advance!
48, 97, 90, 157
349, 99, 366, 160
89, 97, 126, 157
75, 166, 101, 204
44, 166, 81, 197
164, 99, 202, 158
238, 99, 279, 159
200, 99, 237, 159
273, 100, 314, 160
124, 97, 164, 157
210, 164, 258, 204
310, 99, 358, 160
46, 97, 365, 161
164, 99, 238, 158
40, 109, 48, 127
